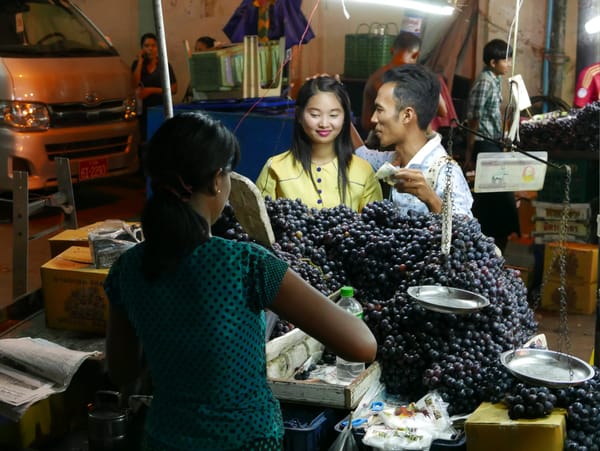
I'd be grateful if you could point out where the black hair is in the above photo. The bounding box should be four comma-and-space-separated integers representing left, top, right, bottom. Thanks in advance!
483, 39, 512, 66
291, 76, 353, 205
141, 112, 240, 280
140, 32, 157, 47
196, 36, 216, 49
392, 31, 421, 53
383, 64, 440, 130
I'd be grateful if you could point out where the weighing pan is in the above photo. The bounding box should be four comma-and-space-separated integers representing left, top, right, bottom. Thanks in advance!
501, 348, 595, 387
407, 286, 490, 314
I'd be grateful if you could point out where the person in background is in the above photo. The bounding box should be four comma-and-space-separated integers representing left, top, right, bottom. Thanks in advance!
361, 31, 452, 146
132, 32, 177, 143
105, 112, 377, 451
355, 64, 473, 218
573, 61, 600, 107
464, 39, 519, 253
194, 35, 216, 52
256, 76, 382, 212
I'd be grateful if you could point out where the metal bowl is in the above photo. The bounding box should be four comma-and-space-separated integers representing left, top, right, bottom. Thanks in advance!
501, 348, 595, 387
407, 286, 490, 314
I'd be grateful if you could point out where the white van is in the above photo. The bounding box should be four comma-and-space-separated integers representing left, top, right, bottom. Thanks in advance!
0, 0, 139, 192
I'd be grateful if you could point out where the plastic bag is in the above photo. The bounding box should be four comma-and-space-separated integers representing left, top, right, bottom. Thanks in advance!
329, 421, 359, 451
88, 220, 144, 268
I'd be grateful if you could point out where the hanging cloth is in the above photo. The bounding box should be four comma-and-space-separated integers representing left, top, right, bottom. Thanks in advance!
254, 0, 275, 43
223, 0, 315, 49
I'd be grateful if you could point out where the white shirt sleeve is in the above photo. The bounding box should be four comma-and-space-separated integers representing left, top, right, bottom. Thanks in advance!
355, 146, 395, 172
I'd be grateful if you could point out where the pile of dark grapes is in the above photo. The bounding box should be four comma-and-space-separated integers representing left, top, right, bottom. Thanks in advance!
519, 100, 600, 152
504, 383, 556, 419
554, 369, 600, 451
215, 197, 600, 449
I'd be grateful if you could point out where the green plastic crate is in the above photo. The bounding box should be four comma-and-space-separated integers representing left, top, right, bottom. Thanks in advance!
537, 158, 599, 203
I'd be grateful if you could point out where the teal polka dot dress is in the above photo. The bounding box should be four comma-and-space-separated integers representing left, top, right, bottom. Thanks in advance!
104, 237, 288, 450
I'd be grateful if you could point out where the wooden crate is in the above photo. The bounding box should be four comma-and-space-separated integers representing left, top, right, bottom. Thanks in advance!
266, 327, 381, 410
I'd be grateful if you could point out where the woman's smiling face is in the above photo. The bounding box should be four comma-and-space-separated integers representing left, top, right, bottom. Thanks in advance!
300, 91, 345, 145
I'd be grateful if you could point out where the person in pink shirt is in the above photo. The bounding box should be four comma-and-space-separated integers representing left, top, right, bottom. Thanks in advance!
573, 62, 600, 108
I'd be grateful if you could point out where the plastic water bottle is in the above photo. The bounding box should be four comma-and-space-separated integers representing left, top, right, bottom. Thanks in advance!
336, 286, 365, 382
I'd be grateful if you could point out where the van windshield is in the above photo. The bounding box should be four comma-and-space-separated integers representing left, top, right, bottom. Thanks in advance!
0, 1, 118, 57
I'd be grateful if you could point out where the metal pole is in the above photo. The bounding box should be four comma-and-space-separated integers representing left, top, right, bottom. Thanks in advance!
152, 0, 173, 120
12, 171, 29, 300
547, 0, 568, 100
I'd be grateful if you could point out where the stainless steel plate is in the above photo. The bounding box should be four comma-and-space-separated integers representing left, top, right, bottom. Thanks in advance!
407, 286, 490, 314
501, 348, 595, 387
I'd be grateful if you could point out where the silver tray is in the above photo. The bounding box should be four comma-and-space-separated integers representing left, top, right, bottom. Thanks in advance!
407, 286, 490, 314
501, 348, 595, 387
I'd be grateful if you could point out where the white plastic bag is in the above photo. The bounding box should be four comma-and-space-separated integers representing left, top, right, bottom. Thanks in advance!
329, 421, 359, 451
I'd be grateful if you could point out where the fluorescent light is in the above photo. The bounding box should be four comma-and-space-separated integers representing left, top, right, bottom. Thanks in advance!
352, 0, 455, 16
585, 15, 600, 34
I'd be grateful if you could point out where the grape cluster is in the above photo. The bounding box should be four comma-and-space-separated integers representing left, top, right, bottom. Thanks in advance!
504, 383, 556, 419
269, 318, 295, 339
554, 369, 600, 451
519, 100, 600, 152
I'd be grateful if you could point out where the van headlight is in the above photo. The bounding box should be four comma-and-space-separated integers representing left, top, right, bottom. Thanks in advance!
123, 96, 137, 121
0, 101, 50, 130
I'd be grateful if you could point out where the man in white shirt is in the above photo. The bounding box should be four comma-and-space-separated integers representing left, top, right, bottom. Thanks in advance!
356, 64, 473, 218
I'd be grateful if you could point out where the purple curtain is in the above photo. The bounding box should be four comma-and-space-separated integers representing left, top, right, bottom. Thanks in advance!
223, 0, 315, 49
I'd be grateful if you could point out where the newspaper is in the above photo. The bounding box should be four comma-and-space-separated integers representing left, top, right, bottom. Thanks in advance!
0, 337, 101, 421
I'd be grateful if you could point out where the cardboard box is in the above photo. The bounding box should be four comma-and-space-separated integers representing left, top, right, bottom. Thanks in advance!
533, 233, 591, 245
541, 278, 597, 315
465, 402, 565, 451
543, 242, 598, 283
534, 219, 590, 237
532, 201, 591, 221
48, 220, 140, 258
40, 247, 109, 334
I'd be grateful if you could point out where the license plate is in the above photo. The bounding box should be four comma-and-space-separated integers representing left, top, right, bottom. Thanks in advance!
79, 158, 108, 181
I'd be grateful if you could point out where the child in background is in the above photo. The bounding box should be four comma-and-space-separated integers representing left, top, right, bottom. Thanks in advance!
256, 76, 382, 212
105, 112, 377, 451
464, 39, 519, 252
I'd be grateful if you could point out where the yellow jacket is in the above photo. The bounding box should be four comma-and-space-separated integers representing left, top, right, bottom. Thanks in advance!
256, 150, 383, 212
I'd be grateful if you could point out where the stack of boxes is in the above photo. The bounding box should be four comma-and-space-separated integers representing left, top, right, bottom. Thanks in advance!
42, 221, 140, 334
540, 242, 598, 314
531, 201, 593, 245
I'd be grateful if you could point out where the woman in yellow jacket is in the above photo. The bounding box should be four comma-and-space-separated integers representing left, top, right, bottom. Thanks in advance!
256, 76, 382, 211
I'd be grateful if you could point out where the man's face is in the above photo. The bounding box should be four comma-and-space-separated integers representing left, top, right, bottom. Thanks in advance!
371, 82, 405, 148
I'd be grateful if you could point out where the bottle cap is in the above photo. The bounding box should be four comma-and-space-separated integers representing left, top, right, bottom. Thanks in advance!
340, 286, 354, 297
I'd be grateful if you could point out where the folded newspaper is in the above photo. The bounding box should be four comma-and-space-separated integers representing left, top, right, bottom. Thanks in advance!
0, 337, 101, 421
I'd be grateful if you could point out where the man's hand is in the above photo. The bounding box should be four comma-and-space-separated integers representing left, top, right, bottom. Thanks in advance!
392, 168, 442, 213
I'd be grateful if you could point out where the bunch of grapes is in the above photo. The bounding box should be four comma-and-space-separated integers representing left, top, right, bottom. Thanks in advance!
553, 370, 600, 451
519, 100, 600, 152
504, 383, 556, 419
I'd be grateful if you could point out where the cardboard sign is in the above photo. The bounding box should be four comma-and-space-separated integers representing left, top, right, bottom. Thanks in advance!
474, 151, 548, 192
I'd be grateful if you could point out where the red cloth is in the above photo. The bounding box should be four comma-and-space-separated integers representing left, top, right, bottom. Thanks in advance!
573, 62, 600, 108
430, 74, 457, 130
